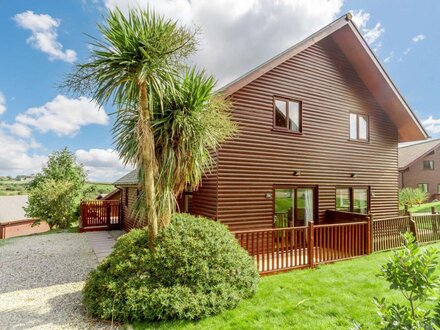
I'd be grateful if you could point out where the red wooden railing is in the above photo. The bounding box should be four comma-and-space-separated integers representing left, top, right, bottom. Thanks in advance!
413, 214, 440, 244
372, 216, 410, 252
234, 220, 370, 275
80, 200, 121, 231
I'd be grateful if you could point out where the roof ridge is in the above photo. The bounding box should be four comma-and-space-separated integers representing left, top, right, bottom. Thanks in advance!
399, 138, 440, 149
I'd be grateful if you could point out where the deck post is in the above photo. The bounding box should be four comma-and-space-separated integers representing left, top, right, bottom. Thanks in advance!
308, 221, 314, 268
408, 212, 419, 242
432, 206, 436, 215
366, 215, 372, 255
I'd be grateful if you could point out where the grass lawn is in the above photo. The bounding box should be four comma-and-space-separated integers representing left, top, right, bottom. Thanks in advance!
408, 201, 440, 213
133, 243, 440, 330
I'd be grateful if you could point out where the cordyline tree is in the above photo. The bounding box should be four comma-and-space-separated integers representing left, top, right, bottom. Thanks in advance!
64, 7, 235, 249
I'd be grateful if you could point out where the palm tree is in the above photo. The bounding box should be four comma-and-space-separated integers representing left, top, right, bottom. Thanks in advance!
113, 68, 236, 228
65, 7, 236, 248
64, 7, 197, 248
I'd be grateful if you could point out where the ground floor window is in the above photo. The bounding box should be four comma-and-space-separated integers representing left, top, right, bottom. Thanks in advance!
274, 186, 315, 228
336, 187, 369, 214
418, 183, 429, 193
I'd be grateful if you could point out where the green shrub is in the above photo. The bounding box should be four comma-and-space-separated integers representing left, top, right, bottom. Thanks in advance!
374, 233, 439, 329
83, 213, 259, 322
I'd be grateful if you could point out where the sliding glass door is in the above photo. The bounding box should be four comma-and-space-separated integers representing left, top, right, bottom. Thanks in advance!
274, 187, 315, 228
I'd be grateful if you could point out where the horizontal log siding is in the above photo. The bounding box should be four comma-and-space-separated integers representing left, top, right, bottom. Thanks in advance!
216, 37, 399, 231
190, 154, 218, 219
121, 186, 141, 231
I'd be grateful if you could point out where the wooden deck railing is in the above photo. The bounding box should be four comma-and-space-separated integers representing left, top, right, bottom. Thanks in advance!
80, 200, 121, 231
234, 220, 370, 275
372, 216, 411, 252
413, 214, 440, 244
372, 213, 440, 251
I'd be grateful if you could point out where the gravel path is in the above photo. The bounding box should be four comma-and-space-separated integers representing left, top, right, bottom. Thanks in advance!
0, 232, 117, 329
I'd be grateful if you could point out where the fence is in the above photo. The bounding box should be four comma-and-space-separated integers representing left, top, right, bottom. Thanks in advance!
373, 213, 440, 251
234, 220, 370, 275
80, 200, 121, 231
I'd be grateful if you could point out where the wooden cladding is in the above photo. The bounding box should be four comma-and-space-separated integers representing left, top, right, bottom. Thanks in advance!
211, 36, 399, 231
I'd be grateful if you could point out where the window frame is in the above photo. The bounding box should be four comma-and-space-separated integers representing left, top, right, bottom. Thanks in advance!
349, 112, 369, 142
272, 185, 318, 227
335, 186, 370, 214
423, 160, 434, 170
437, 184, 440, 194
273, 96, 302, 134
417, 183, 429, 193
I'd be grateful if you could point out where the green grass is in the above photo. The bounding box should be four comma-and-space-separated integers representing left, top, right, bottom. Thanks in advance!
0, 181, 115, 197
408, 201, 440, 213
132, 243, 440, 330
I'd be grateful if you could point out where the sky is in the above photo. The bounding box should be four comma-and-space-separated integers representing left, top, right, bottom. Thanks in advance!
0, 0, 439, 182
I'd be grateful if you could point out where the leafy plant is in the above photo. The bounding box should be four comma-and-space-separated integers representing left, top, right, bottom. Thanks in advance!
399, 188, 430, 208
25, 148, 86, 229
24, 179, 78, 229
64, 8, 235, 248
374, 233, 439, 329
413, 188, 430, 206
83, 213, 259, 322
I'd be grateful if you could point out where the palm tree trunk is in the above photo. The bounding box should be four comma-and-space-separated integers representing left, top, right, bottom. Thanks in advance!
138, 82, 158, 250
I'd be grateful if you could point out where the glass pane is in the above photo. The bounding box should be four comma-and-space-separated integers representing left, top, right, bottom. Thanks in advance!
418, 184, 428, 193
275, 99, 287, 128
359, 115, 367, 140
350, 113, 357, 139
275, 189, 294, 228
297, 188, 314, 226
423, 160, 434, 170
289, 101, 300, 132
336, 188, 350, 211
353, 189, 368, 214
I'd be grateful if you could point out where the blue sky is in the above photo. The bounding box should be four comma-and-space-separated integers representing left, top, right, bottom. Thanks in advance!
0, 0, 438, 181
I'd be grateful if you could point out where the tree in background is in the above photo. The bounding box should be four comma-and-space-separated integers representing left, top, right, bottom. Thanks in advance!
25, 148, 86, 229
65, 8, 235, 248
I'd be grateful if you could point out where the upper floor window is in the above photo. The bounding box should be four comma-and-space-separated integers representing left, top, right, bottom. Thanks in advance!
274, 97, 301, 132
423, 160, 434, 170
349, 113, 368, 141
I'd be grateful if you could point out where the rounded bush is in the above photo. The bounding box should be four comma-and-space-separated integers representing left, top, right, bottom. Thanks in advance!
83, 213, 259, 321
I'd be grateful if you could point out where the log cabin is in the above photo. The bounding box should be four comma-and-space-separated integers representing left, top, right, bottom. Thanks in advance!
114, 13, 428, 233
399, 139, 440, 201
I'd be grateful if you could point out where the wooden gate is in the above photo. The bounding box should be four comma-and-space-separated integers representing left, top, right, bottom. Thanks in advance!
80, 200, 121, 232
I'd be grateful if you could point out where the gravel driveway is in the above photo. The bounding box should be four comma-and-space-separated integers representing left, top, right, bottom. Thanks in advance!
0, 232, 116, 329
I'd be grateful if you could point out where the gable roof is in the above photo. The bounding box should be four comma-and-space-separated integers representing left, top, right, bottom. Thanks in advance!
218, 13, 428, 143
114, 170, 137, 185
0, 195, 30, 223
398, 138, 440, 170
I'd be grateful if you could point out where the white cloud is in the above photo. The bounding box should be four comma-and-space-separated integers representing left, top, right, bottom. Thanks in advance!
13, 11, 77, 63
351, 9, 384, 47
0, 127, 47, 176
0, 122, 32, 138
422, 116, 440, 134
403, 48, 411, 55
0, 92, 6, 114
16, 95, 108, 137
412, 34, 425, 43
383, 51, 394, 64
75, 148, 134, 182
103, 0, 344, 85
